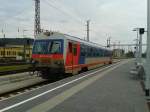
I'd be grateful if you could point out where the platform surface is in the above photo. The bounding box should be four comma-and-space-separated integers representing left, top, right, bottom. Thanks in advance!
0, 60, 149, 112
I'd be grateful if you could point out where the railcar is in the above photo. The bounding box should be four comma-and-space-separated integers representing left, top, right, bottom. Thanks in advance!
32, 32, 112, 77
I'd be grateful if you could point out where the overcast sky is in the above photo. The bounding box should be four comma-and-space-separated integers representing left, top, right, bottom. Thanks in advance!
0, 0, 147, 48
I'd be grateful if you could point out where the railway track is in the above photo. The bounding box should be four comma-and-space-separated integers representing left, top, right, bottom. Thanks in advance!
0, 69, 31, 76
0, 73, 70, 101
0, 60, 121, 102
0, 64, 32, 76
0, 81, 49, 101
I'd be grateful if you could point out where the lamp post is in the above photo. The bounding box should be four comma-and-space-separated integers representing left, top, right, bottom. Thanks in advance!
133, 38, 139, 61
138, 28, 145, 63
133, 28, 139, 63
107, 37, 111, 48
1, 29, 6, 59
23, 29, 28, 61
145, 0, 150, 96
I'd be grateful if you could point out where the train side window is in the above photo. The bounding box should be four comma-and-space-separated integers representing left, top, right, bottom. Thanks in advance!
96, 48, 98, 56
73, 47, 77, 56
69, 42, 72, 53
101, 49, 103, 56
98, 49, 100, 57
81, 44, 87, 56
73, 44, 77, 56
87, 46, 89, 57
85, 45, 88, 56
99, 49, 102, 57
80, 45, 84, 56
103, 50, 106, 57
88, 47, 91, 57
94, 48, 96, 56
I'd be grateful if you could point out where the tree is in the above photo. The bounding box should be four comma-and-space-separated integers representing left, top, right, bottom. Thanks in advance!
126, 51, 134, 58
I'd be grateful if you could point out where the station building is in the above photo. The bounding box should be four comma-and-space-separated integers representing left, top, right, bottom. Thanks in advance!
0, 38, 34, 60
113, 49, 125, 58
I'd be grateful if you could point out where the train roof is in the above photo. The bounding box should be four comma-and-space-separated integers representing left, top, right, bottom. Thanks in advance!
36, 32, 111, 51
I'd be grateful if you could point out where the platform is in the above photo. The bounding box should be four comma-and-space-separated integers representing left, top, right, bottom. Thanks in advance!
0, 59, 149, 112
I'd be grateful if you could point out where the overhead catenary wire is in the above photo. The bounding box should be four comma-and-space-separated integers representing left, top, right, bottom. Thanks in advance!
42, 0, 83, 25
1, 5, 33, 26
1, 0, 86, 38
47, 0, 83, 23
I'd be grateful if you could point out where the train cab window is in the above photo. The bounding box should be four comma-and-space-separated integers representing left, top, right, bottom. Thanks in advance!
33, 41, 49, 54
51, 41, 61, 54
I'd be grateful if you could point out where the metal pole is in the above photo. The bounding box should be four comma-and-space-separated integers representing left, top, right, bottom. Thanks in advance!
108, 37, 111, 48
2, 29, 6, 58
107, 39, 108, 47
86, 20, 90, 41
118, 41, 120, 57
145, 0, 150, 96
139, 34, 142, 63
34, 0, 41, 38
23, 30, 27, 61
136, 30, 139, 62
137, 29, 139, 56
136, 39, 138, 62
133, 28, 139, 63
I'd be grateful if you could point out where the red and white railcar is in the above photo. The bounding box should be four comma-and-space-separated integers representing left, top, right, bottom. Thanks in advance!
32, 32, 112, 76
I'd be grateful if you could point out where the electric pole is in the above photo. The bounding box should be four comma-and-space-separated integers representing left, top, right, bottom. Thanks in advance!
145, 0, 150, 96
34, 0, 41, 38
107, 37, 111, 48
86, 20, 90, 41
107, 39, 108, 47
133, 28, 140, 63
2, 29, 5, 58
138, 28, 145, 63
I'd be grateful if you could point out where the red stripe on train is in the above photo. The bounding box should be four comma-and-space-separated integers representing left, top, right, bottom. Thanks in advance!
32, 54, 63, 59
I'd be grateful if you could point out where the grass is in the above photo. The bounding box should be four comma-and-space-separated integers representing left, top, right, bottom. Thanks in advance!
0, 64, 31, 72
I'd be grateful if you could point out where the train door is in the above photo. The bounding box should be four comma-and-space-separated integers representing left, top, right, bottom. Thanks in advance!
67, 42, 80, 74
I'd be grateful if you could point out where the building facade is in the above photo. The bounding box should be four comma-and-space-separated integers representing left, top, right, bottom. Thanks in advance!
0, 38, 34, 60
113, 49, 124, 58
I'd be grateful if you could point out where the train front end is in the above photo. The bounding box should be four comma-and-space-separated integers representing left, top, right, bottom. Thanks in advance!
32, 39, 64, 76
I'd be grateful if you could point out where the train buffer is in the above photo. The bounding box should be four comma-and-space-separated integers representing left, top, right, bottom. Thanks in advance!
0, 59, 149, 112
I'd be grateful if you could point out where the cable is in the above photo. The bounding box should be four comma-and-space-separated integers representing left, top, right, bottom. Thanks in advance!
42, 0, 83, 24
2, 6, 32, 24
49, 0, 83, 22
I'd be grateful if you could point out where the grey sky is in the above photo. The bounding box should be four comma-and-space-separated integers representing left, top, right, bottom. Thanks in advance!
0, 0, 147, 47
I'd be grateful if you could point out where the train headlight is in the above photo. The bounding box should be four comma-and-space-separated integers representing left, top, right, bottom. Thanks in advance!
32, 60, 36, 64
54, 61, 61, 65
32, 60, 38, 65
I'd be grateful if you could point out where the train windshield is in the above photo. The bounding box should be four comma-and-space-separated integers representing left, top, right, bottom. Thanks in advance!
32, 40, 63, 54
32, 41, 50, 54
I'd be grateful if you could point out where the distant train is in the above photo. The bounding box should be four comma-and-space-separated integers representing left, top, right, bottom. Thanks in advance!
32, 32, 112, 77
